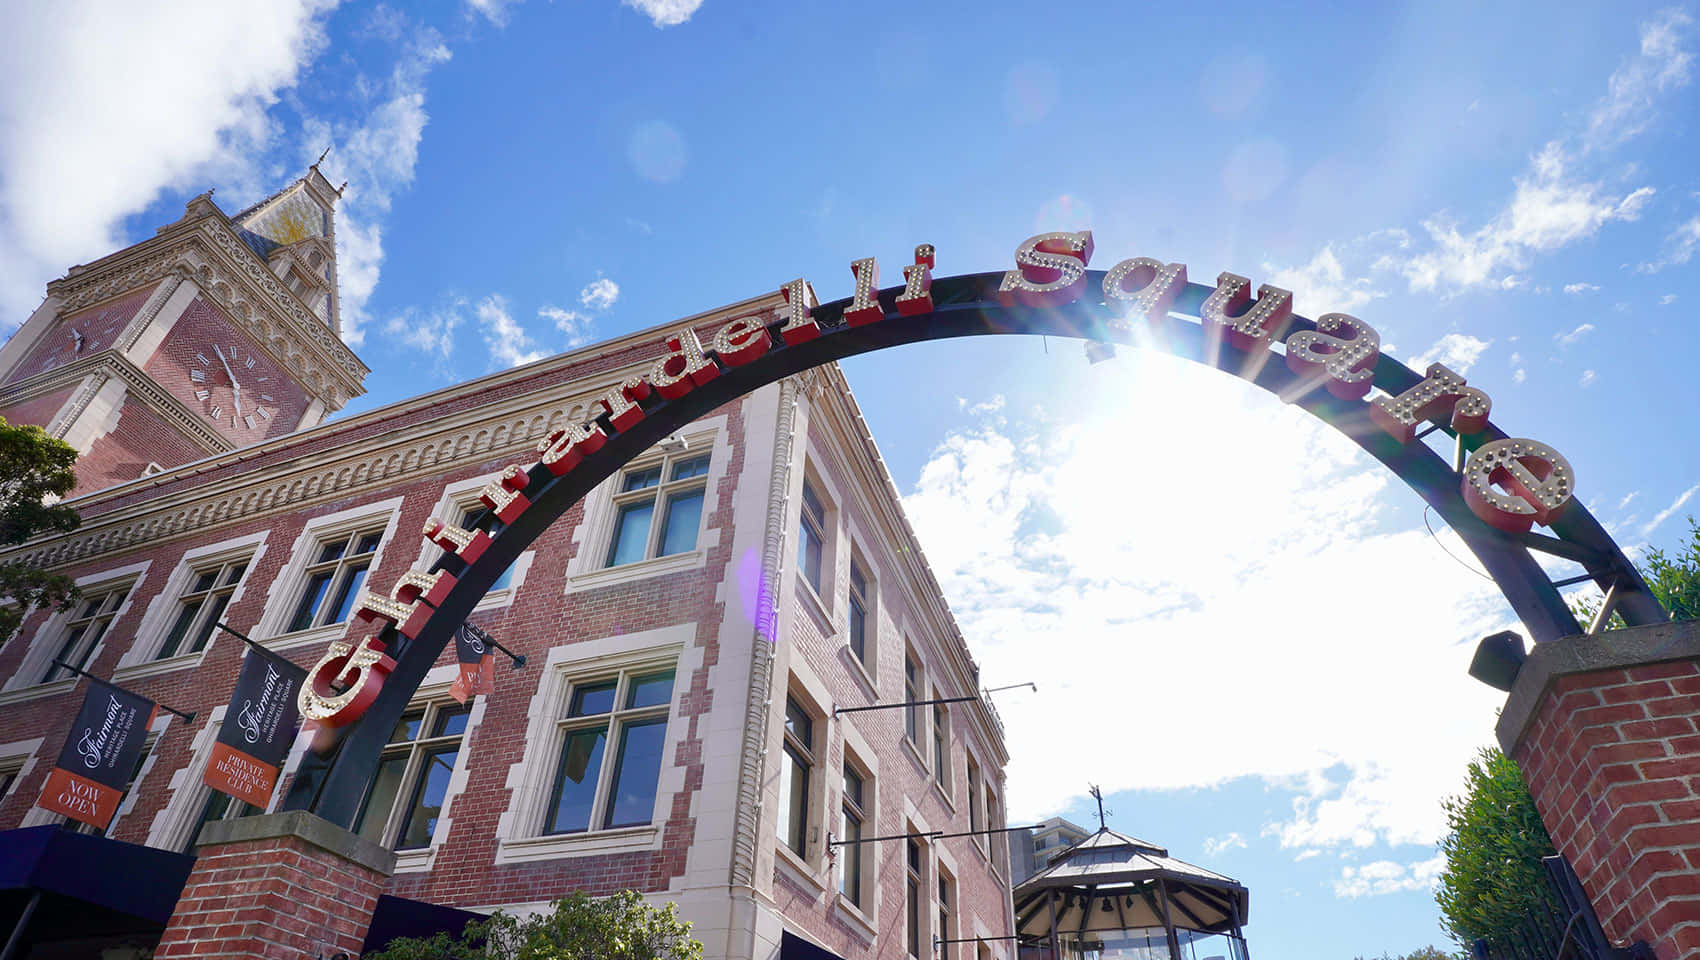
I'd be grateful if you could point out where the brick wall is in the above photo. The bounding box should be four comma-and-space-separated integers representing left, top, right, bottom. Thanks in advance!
142, 296, 313, 441
1499, 626, 1700, 959
0, 384, 75, 433
71, 393, 211, 496
6, 284, 157, 383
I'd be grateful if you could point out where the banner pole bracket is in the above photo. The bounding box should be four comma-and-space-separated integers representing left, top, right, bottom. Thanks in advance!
49, 659, 195, 724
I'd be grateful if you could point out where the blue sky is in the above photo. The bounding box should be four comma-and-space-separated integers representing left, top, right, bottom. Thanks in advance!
3, 1, 1699, 955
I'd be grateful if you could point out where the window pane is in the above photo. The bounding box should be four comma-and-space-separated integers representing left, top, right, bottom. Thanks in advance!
390, 710, 426, 744
848, 596, 866, 662
157, 602, 201, 660
355, 754, 409, 845
622, 466, 662, 492
189, 571, 218, 593
221, 563, 248, 586
569, 681, 617, 717
606, 500, 654, 566
489, 561, 515, 592
778, 743, 809, 854
801, 482, 825, 525
325, 565, 370, 625
395, 746, 458, 850
658, 488, 704, 557
546, 726, 608, 834
432, 706, 470, 738
354, 532, 382, 554
189, 591, 233, 653
603, 717, 668, 829
784, 698, 812, 746
798, 527, 822, 592
289, 571, 332, 632
316, 540, 347, 564
850, 562, 866, 597
841, 808, 862, 904
843, 766, 863, 809
670, 455, 709, 481
626, 672, 675, 709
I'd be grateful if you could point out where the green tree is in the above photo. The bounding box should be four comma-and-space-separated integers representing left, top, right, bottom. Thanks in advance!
1354, 948, 1456, 960
1433, 747, 1556, 947
0, 416, 81, 643
364, 890, 704, 960
1571, 515, 1700, 629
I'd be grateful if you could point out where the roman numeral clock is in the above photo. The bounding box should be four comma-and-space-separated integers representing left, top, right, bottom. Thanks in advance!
186, 343, 283, 437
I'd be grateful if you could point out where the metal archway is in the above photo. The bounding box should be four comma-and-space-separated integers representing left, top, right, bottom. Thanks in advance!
282, 263, 1665, 826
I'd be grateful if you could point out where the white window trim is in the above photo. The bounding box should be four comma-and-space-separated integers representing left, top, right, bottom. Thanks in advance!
146, 704, 233, 851
563, 418, 728, 594
116, 530, 269, 680
251, 496, 405, 651
0, 738, 45, 806
492, 623, 698, 866
833, 731, 881, 945
0, 560, 151, 703
792, 459, 842, 617
104, 710, 172, 838
843, 541, 878, 688
391, 663, 488, 874
418, 478, 535, 613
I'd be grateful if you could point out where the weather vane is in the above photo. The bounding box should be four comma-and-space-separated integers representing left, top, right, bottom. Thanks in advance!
1088, 784, 1111, 831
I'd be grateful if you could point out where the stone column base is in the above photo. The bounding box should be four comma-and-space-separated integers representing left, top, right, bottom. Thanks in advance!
154, 810, 396, 960
1496, 620, 1700, 959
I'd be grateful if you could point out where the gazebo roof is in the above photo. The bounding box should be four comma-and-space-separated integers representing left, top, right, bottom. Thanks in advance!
1012, 828, 1250, 936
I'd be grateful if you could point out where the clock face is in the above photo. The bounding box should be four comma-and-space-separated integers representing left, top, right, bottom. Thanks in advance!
188, 343, 282, 437
30, 307, 127, 375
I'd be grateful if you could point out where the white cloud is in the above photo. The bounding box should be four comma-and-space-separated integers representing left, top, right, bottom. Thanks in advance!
1555, 323, 1595, 348
1263, 246, 1383, 315
1203, 833, 1247, 857
539, 305, 594, 349
0, 0, 337, 325
1640, 216, 1700, 273
1581, 369, 1598, 387
1411, 333, 1491, 373
1563, 282, 1601, 294
1334, 856, 1445, 898
579, 277, 620, 310
1513, 368, 1527, 384
1499, 274, 1528, 290
902, 353, 1509, 859
477, 294, 548, 368
465, 0, 519, 26
1661, 293, 1678, 305
307, 25, 453, 347
1585, 9, 1694, 149
1639, 484, 1699, 539
623, 0, 704, 28
384, 296, 465, 359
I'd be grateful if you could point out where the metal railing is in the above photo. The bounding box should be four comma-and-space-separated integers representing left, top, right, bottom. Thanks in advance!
1467, 856, 1653, 960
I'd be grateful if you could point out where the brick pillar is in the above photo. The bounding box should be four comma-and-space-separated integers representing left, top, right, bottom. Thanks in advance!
1496, 620, 1700, 959
154, 810, 395, 960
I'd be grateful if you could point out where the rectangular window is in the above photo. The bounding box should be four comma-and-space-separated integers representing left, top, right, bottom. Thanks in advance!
848, 559, 870, 664
967, 756, 984, 848
287, 528, 382, 632
906, 837, 923, 959
904, 653, 922, 745
987, 791, 1007, 876
840, 763, 866, 906
42, 583, 131, 683
544, 668, 675, 835
354, 701, 470, 850
778, 695, 814, 856
938, 869, 956, 960
454, 503, 513, 592
933, 699, 950, 790
78, 734, 155, 836
797, 480, 826, 593
156, 558, 248, 660
606, 454, 710, 567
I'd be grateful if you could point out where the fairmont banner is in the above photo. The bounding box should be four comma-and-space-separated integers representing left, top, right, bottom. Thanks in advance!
449, 624, 495, 705
39, 680, 157, 830
204, 650, 305, 808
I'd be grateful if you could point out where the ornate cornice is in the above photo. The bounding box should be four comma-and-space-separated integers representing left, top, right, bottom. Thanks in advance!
46, 213, 367, 411
45, 371, 109, 439
115, 274, 185, 352
729, 377, 797, 889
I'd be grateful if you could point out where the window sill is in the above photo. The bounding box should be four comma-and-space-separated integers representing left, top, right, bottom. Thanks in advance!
794, 577, 834, 638
262, 622, 348, 653
842, 646, 877, 701
565, 549, 705, 594
900, 736, 930, 777
493, 824, 660, 865
473, 586, 514, 612
831, 893, 877, 944
774, 842, 826, 897
393, 844, 437, 874
112, 647, 209, 683
931, 779, 957, 815
0, 677, 76, 707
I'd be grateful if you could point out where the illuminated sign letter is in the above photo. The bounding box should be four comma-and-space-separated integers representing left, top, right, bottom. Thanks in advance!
998, 231, 1094, 307
1102, 258, 1186, 325
1284, 313, 1381, 401
1462, 438, 1575, 533
1201, 272, 1293, 351
478, 464, 531, 524
537, 419, 608, 476
647, 328, 719, 399
895, 245, 936, 316
597, 376, 651, 432
298, 635, 396, 727
712, 315, 772, 366
1370, 363, 1491, 442
845, 257, 883, 326
355, 569, 457, 638
424, 517, 493, 566
776, 278, 820, 345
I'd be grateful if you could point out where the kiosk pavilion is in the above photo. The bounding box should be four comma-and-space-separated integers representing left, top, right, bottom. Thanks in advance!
0, 169, 1014, 960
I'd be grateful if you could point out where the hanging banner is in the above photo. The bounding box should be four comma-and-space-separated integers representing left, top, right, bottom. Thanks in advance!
204, 650, 306, 808
449, 625, 496, 704
39, 680, 157, 830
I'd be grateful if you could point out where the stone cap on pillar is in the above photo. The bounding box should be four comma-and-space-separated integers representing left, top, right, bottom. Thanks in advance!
1496, 618, 1699, 753
196, 809, 398, 877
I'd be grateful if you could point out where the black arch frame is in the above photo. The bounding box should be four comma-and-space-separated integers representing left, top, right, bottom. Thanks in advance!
282, 269, 1666, 826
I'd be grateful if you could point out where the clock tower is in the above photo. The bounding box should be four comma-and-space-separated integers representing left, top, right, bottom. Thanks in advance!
0, 167, 369, 497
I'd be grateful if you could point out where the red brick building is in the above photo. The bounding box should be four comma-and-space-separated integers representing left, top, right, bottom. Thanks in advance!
0, 171, 1014, 960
